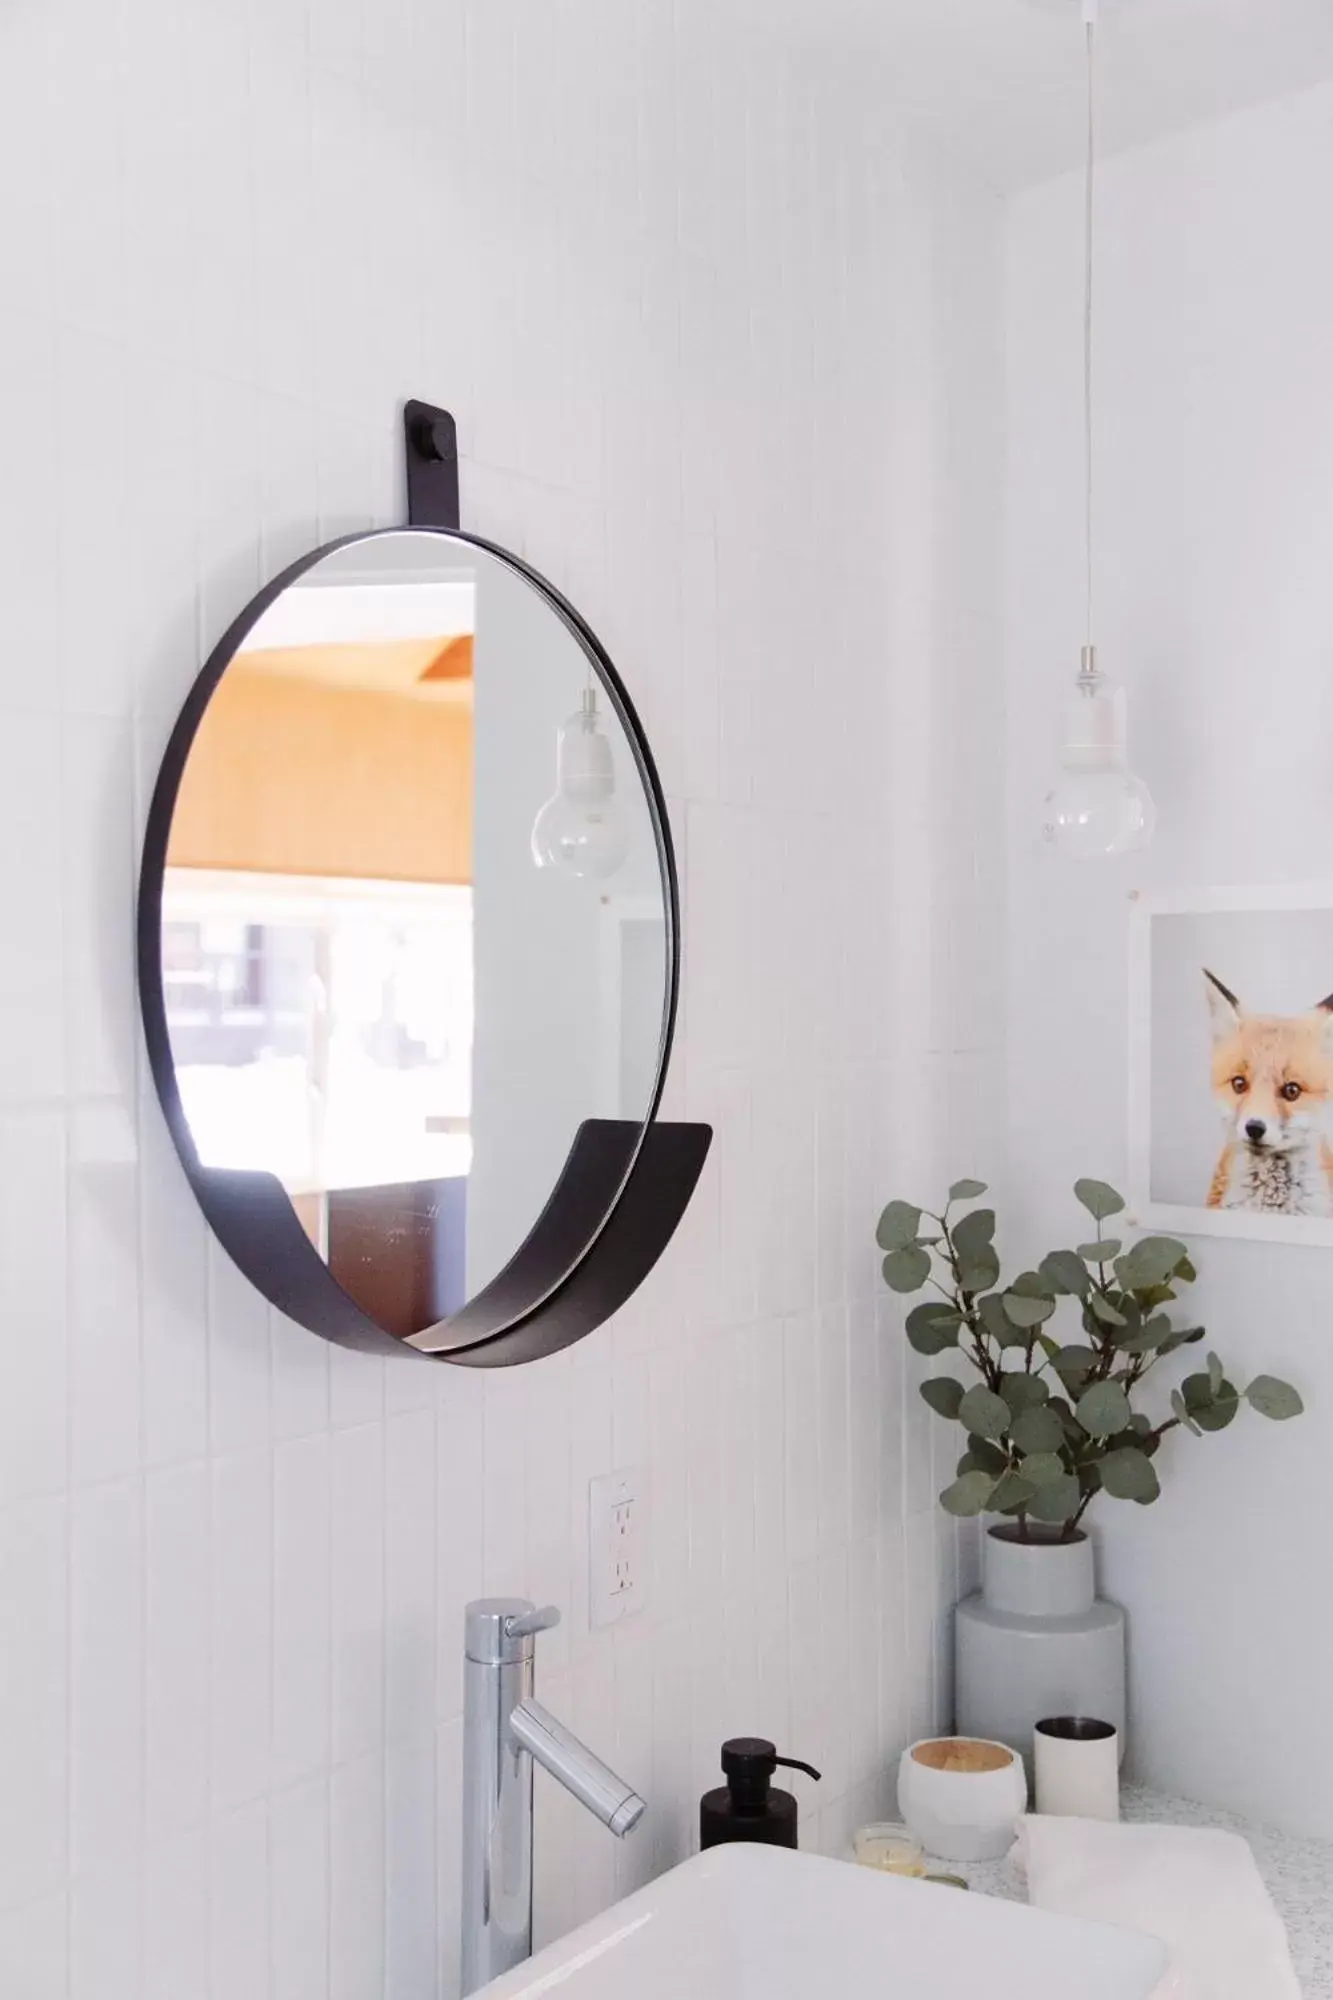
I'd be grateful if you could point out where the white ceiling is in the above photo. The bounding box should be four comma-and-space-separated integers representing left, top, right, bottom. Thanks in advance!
780, 0, 1333, 192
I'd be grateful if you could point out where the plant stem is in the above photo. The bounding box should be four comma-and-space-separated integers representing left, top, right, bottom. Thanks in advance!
934, 1215, 1003, 1393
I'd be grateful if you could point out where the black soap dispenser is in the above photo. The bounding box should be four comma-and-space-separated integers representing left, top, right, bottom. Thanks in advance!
700, 1737, 821, 1850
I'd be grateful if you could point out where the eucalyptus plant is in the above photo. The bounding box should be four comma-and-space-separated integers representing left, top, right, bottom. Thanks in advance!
878, 1177, 1303, 1540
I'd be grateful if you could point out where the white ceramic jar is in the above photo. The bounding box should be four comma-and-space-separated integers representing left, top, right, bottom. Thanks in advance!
897, 1737, 1028, 1862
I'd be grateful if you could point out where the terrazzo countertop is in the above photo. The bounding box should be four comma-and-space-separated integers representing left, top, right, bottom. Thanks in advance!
947, 1785, 1333, 1996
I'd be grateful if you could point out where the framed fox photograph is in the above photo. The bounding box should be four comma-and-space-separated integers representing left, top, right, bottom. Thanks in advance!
1129, 886, 1333, 1246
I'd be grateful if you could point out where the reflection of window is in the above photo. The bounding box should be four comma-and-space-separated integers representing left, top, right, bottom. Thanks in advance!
162, 870, 473, 1194
163, 918, 304, 1059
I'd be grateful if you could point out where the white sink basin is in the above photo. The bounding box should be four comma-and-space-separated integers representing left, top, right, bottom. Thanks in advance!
476, 1842, 1169, 1999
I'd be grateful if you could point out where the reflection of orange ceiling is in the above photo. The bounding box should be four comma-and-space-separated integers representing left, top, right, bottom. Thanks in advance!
169, 667, 473, 885
418, 633, 474, 682
242, 635, 474, 704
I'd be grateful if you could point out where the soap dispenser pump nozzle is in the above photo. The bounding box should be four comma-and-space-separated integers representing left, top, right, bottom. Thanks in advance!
700, 1737, 821, 1851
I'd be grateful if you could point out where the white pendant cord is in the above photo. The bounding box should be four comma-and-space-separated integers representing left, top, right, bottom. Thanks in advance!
1082, 0, 1098, 672
1043, 0, 1155, 853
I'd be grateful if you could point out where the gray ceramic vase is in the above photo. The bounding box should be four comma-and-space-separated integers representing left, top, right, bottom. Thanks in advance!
954, 1525, 1125, 1774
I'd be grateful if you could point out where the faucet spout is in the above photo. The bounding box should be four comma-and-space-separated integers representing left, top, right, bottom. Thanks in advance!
509, 1696, 647, 1835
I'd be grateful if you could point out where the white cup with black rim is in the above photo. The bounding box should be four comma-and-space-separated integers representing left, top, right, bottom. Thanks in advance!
1033, 1716, 1120, 1821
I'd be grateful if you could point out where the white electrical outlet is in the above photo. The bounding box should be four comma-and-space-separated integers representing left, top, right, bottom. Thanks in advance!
589, 1469, 646, 1627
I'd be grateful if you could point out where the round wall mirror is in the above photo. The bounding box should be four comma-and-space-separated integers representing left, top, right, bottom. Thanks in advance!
139, 525, 688, 1362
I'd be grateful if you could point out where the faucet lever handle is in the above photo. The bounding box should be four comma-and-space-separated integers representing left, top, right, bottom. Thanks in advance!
505, 1604, 561, 1641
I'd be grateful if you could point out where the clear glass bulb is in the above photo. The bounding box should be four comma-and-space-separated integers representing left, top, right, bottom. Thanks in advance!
1042, 657, 1155, 859
531, 792, 629, 879
531, 689, 630, 882
1042, 768, 1156, 858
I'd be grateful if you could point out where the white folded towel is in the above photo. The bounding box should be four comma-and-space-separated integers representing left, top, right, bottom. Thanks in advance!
1014, 1815, 1301, 2000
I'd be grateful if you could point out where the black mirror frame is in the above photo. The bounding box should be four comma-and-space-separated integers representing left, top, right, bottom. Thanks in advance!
135, 402, 711, 1367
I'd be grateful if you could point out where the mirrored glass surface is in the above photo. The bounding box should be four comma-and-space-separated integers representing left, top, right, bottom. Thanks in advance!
161, 531, 667, 1334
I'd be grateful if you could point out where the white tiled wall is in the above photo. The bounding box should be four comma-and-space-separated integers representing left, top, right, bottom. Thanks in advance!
0, 0, 1003, 1992
1003, 81, 1333, 1837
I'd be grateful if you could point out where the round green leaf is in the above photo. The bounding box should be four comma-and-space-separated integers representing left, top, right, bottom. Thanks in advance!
940, 1471, 998, 1518
1077, 1239, 1121, 1263
977, 1294, 1012, 1340
952, 1213, 998, 1285
1116, 1314, 1174, 1356
999, 1373, 1050, 1415
980, 1298, 1029, 1350
1181, 1372, 1214, 1414
877, 1201, 923, 1252
949, 1179, 988, 1201
1074, 1179, 1126, 1221
1193, 1389, 1240, 1433
1156, 1330, 1195, 1357
1041, 1250, 1090, 1297
966, 1435, 1009, 1475
988, 1470, 1038, 1515
958, 1385, 1012, 1441
920, 1377, 965, 1421
952, 1207, 996, 1252
1003, 1292, 1055, 1330
1119, 1235, 1190, 1290
883, 1244, 931, 1293
1019, 1451, 1068, 1486
1026, 1474, 1081, 1524
905, 1303, 962, 1356
1134, 1285, 1178, 1313
959, 1250, 1002, 1295
1245, 1375, 1305, 1421
1171, 1387, 1202, 1437
1097, 1447, 1161, 1504
1010, 1404, 1066, 1455
1087, 1291, 1127, 1328
1075, 1381, 1133, 1438
1052, 1345, 1098, 1387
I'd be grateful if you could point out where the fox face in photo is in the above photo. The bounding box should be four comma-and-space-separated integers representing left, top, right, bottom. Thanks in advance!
1204, 969, 1333, 1161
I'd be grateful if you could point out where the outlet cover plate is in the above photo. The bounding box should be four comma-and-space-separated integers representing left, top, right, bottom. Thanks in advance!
589, 1468, 646, 1627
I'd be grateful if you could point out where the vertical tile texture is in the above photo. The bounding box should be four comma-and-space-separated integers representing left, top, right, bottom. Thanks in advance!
0, 0, 1003, 1990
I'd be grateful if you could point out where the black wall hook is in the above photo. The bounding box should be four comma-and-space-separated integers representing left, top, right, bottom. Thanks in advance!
404, 399, 460, 529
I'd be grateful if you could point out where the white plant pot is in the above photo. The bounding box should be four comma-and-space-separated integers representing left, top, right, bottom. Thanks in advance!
954, 1525, 1126, 1776
897, 1738, 1028, 1863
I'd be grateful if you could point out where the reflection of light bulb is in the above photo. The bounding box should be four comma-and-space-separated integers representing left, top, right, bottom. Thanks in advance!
531, 688, 630, 881
1042, 656, 1155, 859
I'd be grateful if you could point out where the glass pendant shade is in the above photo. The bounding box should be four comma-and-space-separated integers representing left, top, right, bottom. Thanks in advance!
1042, 660, 1155, 859
531, 689, 630, 881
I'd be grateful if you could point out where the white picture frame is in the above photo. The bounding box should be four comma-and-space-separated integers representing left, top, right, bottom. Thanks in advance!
1128, 884, 1333, 1246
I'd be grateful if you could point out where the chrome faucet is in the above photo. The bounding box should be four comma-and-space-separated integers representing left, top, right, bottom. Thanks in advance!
461, 1598, 646, 1995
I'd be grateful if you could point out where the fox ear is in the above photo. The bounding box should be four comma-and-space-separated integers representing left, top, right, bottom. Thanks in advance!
1315, 994, 1333, 1015
1204, 969, 1242, 1041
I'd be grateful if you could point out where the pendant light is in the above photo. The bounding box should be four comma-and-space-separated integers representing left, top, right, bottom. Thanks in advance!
531, 684, 630, 881
1041, 0, 1155, 859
